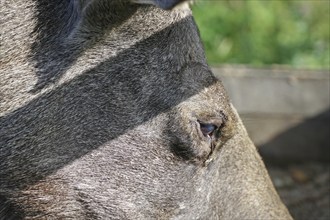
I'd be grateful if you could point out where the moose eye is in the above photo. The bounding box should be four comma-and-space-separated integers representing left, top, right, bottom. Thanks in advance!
199, 122, 218, 137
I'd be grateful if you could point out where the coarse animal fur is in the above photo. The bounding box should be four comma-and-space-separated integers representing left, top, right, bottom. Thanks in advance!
0, 0, 292, 219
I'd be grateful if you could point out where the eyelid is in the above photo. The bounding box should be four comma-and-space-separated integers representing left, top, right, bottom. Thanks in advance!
197, 117, 224, 129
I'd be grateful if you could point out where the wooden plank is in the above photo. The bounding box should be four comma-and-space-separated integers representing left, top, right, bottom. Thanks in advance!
213, 66, 330, 162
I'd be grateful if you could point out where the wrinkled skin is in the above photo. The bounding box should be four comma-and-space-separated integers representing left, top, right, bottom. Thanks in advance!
0, 0, 292, 219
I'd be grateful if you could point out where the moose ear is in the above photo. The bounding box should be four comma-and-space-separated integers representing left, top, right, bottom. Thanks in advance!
131, 0, 187, 10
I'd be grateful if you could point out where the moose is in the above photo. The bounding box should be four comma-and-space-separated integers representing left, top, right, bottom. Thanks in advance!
0, 0, 292, 219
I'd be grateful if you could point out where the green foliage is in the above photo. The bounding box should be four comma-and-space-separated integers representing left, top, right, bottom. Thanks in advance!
192, 0, 329, 69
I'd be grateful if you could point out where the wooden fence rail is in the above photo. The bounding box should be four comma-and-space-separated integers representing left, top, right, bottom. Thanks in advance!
213, 66, 330, 162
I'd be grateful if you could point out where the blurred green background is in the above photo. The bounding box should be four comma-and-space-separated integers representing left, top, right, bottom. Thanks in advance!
191, 0, 329, 69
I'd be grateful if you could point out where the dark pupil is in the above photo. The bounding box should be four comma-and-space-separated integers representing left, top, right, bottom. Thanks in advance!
200, 123, 217, 137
